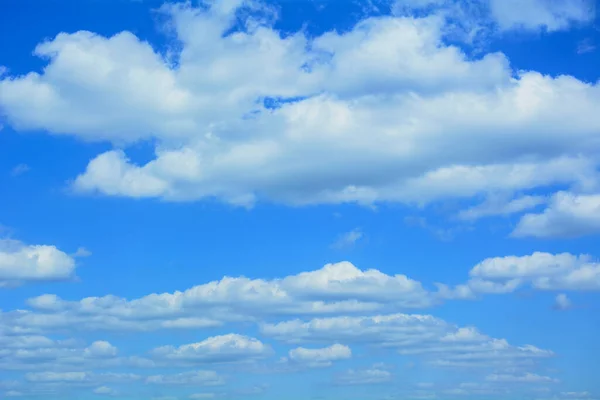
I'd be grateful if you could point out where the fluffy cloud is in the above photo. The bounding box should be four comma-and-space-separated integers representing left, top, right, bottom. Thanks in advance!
5, 261, 431, 334
437, 252, 600, 298
0, 336, 124, 370
1, 1, 599, 208
512, 192, 600, 238
0, 239, 77, 287
151, 334, 271, 363
286, 344, 351, 367
261, 314, 553, 369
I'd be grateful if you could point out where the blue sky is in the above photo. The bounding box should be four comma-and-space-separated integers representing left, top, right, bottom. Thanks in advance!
1, 0, 599, 399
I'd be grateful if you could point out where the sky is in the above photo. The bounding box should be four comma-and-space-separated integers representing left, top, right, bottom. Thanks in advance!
0, 0, 599, 399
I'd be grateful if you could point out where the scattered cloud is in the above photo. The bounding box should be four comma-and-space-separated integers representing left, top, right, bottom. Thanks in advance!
485, 372, 559, 383
286, 343, 351, 367
512, 192, 600, 238
145, 371, 224, 386
457, 194, 546, 221
150, 334, 271, 364
93, 386, 116, 396
72, 247, 92, 258
577, 38, 596, 54
10, 164, 30, 177
489, 0, 595, 32
553, 293, 572, 310
437, 252, 600, 298
334, 367, 392, 385
0, 239, 77, 287
331, 229, 363, 249
262, 314, 553, 369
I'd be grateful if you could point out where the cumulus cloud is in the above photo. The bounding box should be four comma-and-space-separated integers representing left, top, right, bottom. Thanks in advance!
286, 343, 351, 367
0, 239, 77, 287
512, 192, 600, 238
0, 336, 125, 371
0, 1, 599, 209
437, 252, 600, 298
5, 261, 431, 334
151, 334, 271, 363
261, 314, 552, 369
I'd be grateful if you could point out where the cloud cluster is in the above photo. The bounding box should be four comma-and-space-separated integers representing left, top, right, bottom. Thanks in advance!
0, 0, 598, 217
1, 262, 432, 335
261, 315, 553, 369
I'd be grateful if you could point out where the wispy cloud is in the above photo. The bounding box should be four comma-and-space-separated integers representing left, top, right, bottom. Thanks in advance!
331, 229, 363, 249
577, 38, 596, 54
10, 164, 30, 177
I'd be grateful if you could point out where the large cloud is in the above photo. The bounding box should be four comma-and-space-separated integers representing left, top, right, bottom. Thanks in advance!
2, 261, 430, 334
0, 1, 599, 208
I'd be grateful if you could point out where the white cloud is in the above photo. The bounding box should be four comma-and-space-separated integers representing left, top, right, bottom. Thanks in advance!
485, 372, 559, 383
0, 239, 77, 286
0, 331, 141, 372
438, 252, 600, 297
261, 314, 552, 368
287, 343, 351, 367
512, 192, 600, 238
577, 38, 596, 54
93, 386, 115, 396
331, 229, 363, 249
150, 334, 270, 363
72, 247, 92, 258
7, 261, 431, 334
554, 293, 572, 310
457, 194, 546, 221
489, 0, 595, 32
145, 371, 224, 386
0, 1, 599, 208
335, 367, 392, 385
83, 341, 118, 358
25, 372, 89, 383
